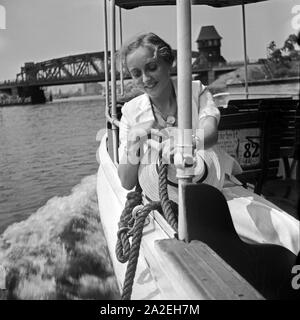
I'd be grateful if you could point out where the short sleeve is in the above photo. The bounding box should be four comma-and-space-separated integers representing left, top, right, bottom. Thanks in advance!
196, 81, 220, 125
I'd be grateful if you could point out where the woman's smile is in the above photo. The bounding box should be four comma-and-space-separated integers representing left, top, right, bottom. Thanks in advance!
126, 46, 172, 99
144, 81, 158, 90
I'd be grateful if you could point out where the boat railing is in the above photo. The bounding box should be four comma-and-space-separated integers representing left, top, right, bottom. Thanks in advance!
105, 91, 144, 126
105, 105, 120, 128
213, 92, 295, 99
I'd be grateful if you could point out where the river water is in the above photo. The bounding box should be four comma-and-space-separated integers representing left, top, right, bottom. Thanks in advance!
0, 87, 298, 299
0, 96, 120, 299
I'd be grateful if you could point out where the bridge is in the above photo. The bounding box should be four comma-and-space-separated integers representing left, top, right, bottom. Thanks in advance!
0, 50, 241, 104
0, 51, 114, 104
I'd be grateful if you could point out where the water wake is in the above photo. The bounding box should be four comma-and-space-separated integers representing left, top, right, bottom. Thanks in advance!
0, 174, 120, 300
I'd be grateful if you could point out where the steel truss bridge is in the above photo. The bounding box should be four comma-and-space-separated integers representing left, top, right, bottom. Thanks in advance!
0, 51, 115, 103
0, 50, 238, 104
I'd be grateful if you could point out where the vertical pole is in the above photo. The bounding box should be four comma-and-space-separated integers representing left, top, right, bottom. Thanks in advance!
103, 0, 110, 116
242, 0, 249, 99
110, 0, 119, 163
119, 7, 124, 96
176, 0, 193, 241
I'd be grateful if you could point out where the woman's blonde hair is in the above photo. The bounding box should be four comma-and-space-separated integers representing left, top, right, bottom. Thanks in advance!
120, 32, 175, 71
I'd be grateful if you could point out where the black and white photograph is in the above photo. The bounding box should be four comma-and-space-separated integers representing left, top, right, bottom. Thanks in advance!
0, 0, 299, 304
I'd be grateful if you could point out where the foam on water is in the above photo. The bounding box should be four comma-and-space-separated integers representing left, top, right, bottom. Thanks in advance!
0, 174, 120, 300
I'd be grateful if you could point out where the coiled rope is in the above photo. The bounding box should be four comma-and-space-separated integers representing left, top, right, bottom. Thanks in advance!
116, 148, 178, 300
158, 162, 178, 231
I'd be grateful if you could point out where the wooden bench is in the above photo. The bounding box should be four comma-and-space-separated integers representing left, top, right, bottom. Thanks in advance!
224, 98, 299, 179
218, 110, 281, 194
259, 99, 299, 179
227, 97, 293, 112
227, 98, 263, 112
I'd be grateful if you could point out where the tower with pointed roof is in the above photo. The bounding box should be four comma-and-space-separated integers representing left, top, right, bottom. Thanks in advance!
194, 25, 226, 67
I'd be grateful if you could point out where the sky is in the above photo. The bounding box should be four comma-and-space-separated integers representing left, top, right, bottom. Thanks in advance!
0, 0, 299, 82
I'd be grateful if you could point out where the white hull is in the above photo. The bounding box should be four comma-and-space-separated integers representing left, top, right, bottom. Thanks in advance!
97, 134, 299, 300
97, 134, 246, 299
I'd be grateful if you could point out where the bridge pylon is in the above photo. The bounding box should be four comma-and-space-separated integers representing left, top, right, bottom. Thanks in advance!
27, 86, 46, 104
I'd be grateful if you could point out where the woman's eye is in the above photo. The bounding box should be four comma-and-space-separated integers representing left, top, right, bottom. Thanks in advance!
131, 70, 141, 78
147, 63, 158, 71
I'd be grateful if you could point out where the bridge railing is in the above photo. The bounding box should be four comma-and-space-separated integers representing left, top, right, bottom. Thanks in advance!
0, 79, 18, 86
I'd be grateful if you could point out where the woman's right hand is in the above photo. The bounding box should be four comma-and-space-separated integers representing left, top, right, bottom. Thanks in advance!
128, 120, 158, 142
127, 120, 160, 161
118, 120, 159, 190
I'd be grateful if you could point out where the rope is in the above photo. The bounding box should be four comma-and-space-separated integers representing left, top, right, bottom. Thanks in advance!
157, 135, 178, 230
116, 137, 179, 300
115, 189, 143, 263
121, 201, 161, 300
115, 184, 162, 300
158, 162, 178, 231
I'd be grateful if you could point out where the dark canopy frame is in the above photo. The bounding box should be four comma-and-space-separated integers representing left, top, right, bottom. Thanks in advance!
115, 0, 268, 10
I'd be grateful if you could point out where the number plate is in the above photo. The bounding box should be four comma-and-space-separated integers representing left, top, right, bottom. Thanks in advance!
218, 128, 261, 168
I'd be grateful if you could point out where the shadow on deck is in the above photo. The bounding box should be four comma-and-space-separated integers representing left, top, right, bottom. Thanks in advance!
262, 178, 299, 220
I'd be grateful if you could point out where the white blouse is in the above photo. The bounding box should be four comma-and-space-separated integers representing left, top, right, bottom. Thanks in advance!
118, 79, 220, 161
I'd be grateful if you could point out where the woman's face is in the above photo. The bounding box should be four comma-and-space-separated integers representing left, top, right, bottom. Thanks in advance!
126, 46, 172, 99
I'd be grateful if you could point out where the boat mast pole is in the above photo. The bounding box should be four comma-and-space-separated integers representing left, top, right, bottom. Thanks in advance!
119, 7, 124, 96
242, 0, 249, 99
110, 0, 119, 163
176, 0, 193, 241
103, 0, 110, 120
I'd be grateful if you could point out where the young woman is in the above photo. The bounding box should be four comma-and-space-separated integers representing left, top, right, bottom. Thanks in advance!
117, 32, 221, 190
116, 32, 299, 256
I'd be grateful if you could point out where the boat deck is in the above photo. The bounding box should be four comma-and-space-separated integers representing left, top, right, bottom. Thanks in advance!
262, 178, 299, 220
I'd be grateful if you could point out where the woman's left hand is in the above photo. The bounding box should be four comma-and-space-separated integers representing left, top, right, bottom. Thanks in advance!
146, 137, 177, 164
146, 132, 202, 164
